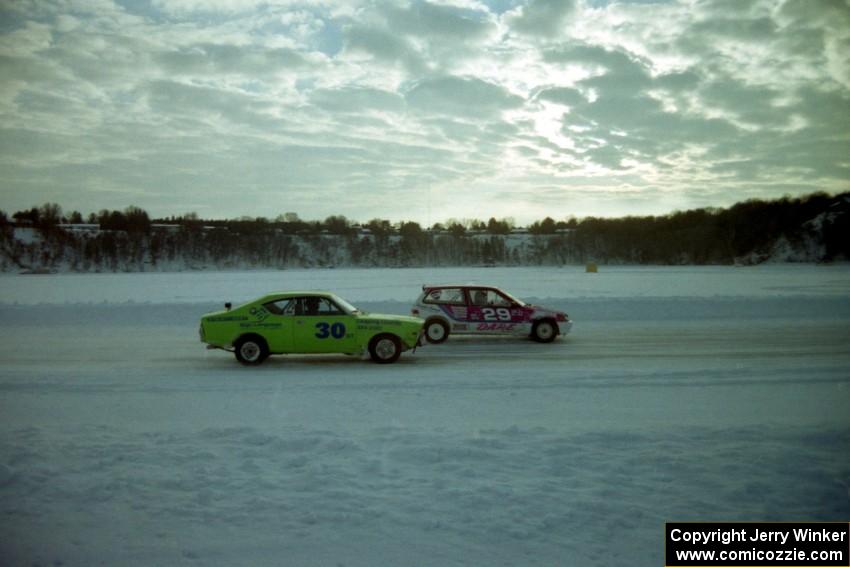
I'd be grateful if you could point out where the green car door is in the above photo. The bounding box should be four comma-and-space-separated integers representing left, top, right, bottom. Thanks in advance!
256, 298, 295, 353
290, 296, 357, 354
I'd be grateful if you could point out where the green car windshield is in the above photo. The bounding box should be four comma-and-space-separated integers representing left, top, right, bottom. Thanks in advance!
333, 295, 360, 314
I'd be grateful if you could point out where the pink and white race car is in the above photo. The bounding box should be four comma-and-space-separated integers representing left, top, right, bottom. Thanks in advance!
411, 284, 572, 344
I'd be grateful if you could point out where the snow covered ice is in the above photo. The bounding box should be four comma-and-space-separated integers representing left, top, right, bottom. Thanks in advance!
1, 265, 849, 566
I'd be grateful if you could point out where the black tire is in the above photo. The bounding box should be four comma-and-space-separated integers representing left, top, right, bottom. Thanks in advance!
234, 335, 269, 365
531, 319, 557, 343
368, 333, 402, 364
423, 318, 450, 344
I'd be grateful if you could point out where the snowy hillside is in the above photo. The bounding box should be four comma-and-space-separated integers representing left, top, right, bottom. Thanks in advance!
1, 265, 848, 566
0, 225, 841, 273
3, 193, 848, 272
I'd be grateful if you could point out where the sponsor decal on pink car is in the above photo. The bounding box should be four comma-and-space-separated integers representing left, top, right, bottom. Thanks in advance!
441, 304, 532, 323
476, 322, 517, 331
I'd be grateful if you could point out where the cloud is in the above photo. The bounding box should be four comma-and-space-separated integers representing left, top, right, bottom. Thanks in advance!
340, 0, 498, 76
0, 0, 847, 222
0, 20, 53, 56
535, 86, 586, 107
653, 70, 700, 92
342, 22, 426, 72
384, 0, 497, 41
506, 0, 577, 37
404, 75, 524, 118
156, 43, 309, 77
309, 85, 405, 113
690, 16, 778, 42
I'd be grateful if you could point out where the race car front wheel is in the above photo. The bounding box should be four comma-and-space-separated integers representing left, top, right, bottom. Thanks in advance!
369, 334, 402, 364
424, 319, 449, 344
531, 320, 557, 343
234, 335, 270, 365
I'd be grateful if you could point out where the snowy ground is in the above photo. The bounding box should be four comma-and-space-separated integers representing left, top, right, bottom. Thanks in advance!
1, 265, 849, 566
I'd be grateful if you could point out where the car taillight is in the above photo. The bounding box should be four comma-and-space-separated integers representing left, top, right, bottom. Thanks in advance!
411, 308, 420, 316
556, 313, 567, 322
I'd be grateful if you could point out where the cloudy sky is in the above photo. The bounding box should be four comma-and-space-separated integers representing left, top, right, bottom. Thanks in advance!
1, 0, 848, 224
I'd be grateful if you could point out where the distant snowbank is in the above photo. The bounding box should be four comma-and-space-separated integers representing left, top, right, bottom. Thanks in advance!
2, 297, 850, 329
2, 264, 848, 329
0, 264, 847, 306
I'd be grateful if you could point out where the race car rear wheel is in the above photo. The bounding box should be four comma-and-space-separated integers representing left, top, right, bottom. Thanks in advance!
424, 318, 449, 344
369, 334, 402, 364
234, 335, 269, 365
531, 319, 557, 343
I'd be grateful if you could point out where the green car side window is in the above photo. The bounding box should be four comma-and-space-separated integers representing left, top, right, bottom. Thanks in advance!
301, 297, 345, 316
263, 299, 294, 315
263, 297, 347, 317
263, 301, 282, 315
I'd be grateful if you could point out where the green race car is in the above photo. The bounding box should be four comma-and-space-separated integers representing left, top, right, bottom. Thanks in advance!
200, 291, 425, 365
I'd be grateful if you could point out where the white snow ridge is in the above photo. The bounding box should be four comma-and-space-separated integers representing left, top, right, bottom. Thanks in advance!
1, 265, 849, 566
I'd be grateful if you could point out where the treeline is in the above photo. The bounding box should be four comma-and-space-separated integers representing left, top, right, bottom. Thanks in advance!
1, 192, 847, 272
571, 192, 850, 264
8, 204, 152, 233
6, 203, 576, 237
